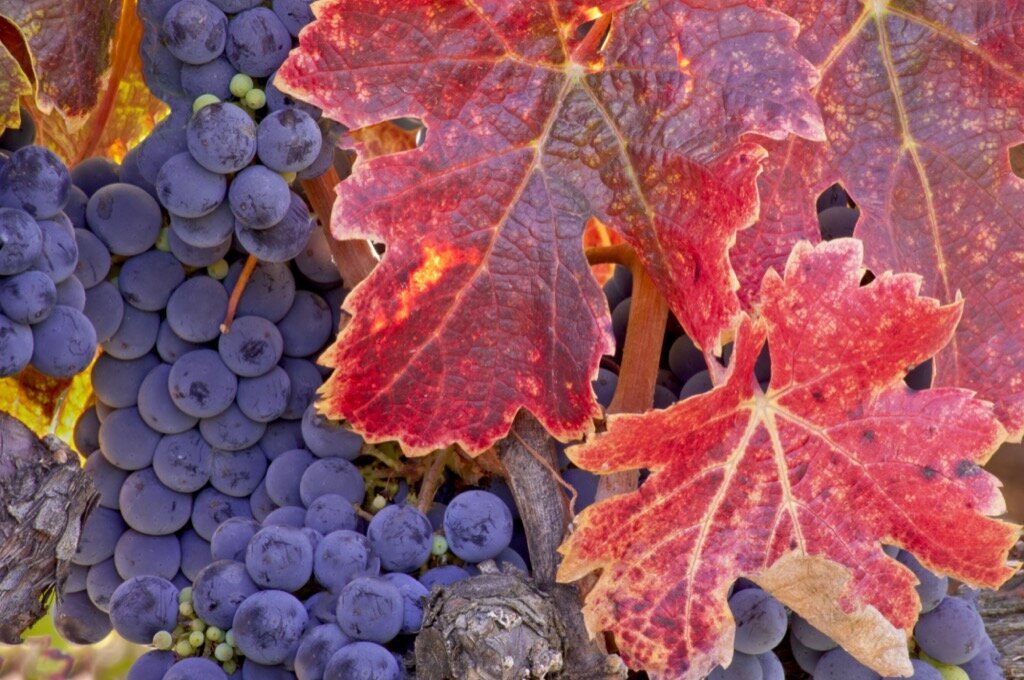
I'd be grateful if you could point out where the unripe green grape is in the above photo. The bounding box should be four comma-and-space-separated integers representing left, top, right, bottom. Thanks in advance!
229, 74, 253, 98
179, 601, 194, 618
920, 652, 969, 680
223, 660, 238, 675
152, 630, 173, 650
193, 94, 220, 112
215, 642, 234, 661
178, 586, 193, 604
371, 494, 386, 511
175, 640, 194, 657
224, 629, 235, 647
190, 619, 206, 632
207, 258, 229, 280
244, 88, 266, 109
431, 535, 448, 556
206, 626, 223, 642
279, 170, 297, 184
189, 631, 205, 648
155, 227, 171, 252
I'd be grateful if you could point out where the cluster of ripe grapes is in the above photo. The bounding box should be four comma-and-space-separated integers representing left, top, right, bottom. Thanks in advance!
0, 133, 99, 378
135, 0, 342, 264
52, 132, 528, 678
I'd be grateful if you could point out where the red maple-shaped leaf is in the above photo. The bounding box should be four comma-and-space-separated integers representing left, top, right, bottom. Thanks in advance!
558, 240, 1018, 679
734, 0, 1024, 439
277, 0, 822, 455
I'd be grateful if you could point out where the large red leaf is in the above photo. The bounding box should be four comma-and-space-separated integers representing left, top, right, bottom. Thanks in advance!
277, 0, 822, 455
558, 239, 1018, 679
735, 0, 1024, 439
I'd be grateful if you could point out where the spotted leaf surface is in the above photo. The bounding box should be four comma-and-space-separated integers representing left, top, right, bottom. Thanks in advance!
0, 0, 119, 121
278, 0, 822, 455
737, 0, 1024, 438
558, 240, 1018, 679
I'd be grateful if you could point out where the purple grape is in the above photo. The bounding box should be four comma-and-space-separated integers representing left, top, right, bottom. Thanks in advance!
443, 490, 513, 562
84, 281, 124, 344
167, 275, 229, 343
896, 550, 948, 614
152, 428, 213, 493
232, 589, 308, 665
86, 183, 163, 256
228, 164, 290, 230
156, 152, 227, 218
114, 530, 181, 580
218, 314, 283, 377
813, 647, 880, 680
168, 349, 238, 418
225, 8, 291, 78
914, 595, 987, 665
211, 516, 260, 562
74, 507, 127, 566
139, 363, 200, 434
707, 652, 762, 679
180, 56, 236, 100
313, 530, 380, 591
54, 591, 112, 644
382, 572, 429, 634
180, 526, 214, 581
187, 102, 258, 174
108, 575, 179, 644
335, 576, 403, 644
193, 559, 259, 629
299, 457, 365, 506
202, 405, 267, 451
294, 623, 351, 680
119, 467, 193, 535
127, 650, 175, 680
728, 588, 787, 655
0, 146, 70, 219
171, 200, 236, 248
245, 525, 314, 591
85, 558, 123, 612
366, 504, 433, 573
301, 403, 363, 460
305, 494, 358, 536
237, 366, 291, 422
0, 313, 32, 376
165, 657, 229, 680
256, 108, 322, 173
323, 641, 400, 680
73, 227, 110, 287
419, 565, 470, 590
162, 0, 228, 65
192, 485, 254, 540
118, 250, 185, 311
99, 407, 161, 470
235, 191, 315, 263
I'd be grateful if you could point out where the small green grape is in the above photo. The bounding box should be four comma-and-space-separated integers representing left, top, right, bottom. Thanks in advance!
190, 619, 206, 632
175, 640, 194, 657
223, 660, 238, 675
225, 629, 236, 647
207, 258, 229, 279
919, 653, 969, 680
431, 535, 448, 556
244, 88, 266, 109
155, 227, 171, 252
193, 94, 220, 112
229, 73, 254, 98
371, 495, 387, 511
279, 170, 297, 184
152, 630, 173, 650
215, 642, 234, 662
178, 587, 193, 604
189, 631, 205, 648
206, 626, 223, 642
179, 601, 194, 618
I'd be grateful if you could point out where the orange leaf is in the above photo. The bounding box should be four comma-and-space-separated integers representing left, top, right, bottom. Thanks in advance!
348, 120, 418, 160
558, 240, 1018, 679
0, 14, 34, 130
0, 362, 94, 445
583, 216, 622, 286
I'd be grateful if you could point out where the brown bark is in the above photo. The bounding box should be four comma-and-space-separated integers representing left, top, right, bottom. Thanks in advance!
0, 413, 97, 643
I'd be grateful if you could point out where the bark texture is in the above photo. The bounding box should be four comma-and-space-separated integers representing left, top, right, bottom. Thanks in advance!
0, 412, 97, 643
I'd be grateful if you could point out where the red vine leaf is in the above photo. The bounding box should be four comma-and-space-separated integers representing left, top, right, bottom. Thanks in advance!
738, 0, 1024, 439
1, 0, 120, 120
278, 0, 822, 455
558, 240, 1018, 679
0, 14, 33, 130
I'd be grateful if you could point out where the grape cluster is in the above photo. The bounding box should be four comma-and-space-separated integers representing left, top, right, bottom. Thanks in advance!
0, 129, 99, 378
52, 122, 527, 677
133, 0, 340, 264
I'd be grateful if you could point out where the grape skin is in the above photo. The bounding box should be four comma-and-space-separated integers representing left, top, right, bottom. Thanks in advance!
232, 589, 308, 665
193, 559, 259, 629
108, 575, 179, 644
443, 490, 514, 563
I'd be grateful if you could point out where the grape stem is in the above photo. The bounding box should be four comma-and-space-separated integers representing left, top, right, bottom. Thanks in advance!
509, 428, 580, 517
591, 243, 669, 503
416, 449, 449, 514
219, 254, 257, 334
299, 166, 378, 288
